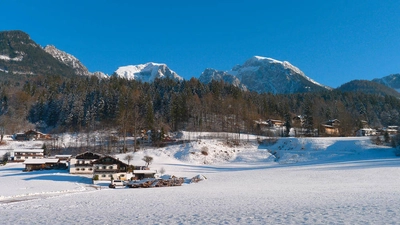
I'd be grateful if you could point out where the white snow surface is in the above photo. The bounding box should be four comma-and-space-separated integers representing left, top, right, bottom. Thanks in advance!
1, 133, 399, 224
0, 54, 23, 61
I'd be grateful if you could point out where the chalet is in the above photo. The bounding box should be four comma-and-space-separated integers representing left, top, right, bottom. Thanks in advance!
25, 130, 52, 140
321, 119, 340, 136
356, 128, 377, 136
292, 115, 304, 125
266, 119, 284, 128
69, 151, 102, 174
11, 149, 44, 162
382, 126, 398, 135
23, 158, 61, 171
13, 133, 28, 141
92, 156, 129, 181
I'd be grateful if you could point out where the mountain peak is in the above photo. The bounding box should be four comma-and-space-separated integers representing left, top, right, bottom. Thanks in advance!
199, 56, 330, 94
113, 62, 183, 82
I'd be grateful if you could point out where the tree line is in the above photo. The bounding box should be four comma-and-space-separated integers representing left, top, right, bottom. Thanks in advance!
0, 73, 400, 138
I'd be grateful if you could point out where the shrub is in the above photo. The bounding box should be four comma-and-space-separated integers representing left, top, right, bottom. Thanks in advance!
201, 147, 208, 156
93, 175, 99, 181
391, 134, 400, 156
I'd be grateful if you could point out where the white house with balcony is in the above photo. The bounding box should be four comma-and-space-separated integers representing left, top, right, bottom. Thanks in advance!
69, 151, 102, 174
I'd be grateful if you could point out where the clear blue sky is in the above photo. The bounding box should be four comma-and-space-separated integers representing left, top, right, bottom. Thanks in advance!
1, 0, 400, 88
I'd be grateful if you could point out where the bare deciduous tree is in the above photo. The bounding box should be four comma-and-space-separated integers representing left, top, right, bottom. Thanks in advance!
142, 155, 153, 167
124, 154, 134, 166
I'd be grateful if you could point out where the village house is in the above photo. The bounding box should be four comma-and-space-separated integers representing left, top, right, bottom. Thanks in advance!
321, 119, 340, 136
23, 158, 63, 171
266, 119, 284, 128
356, 128, 377, 136
10, 149, 44, 162
91, 155, 156, 181
13, 133, 28, 141
25, 130, 52, 140
69, 151, 102, 174
382, 126, 398, 135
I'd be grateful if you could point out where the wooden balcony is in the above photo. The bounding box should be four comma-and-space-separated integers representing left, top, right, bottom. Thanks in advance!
74, 163, 93, 167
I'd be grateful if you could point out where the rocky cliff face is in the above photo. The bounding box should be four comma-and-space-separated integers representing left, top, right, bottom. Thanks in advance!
199, 68, 247, 91
0, 30, 76, 77
44, 45, 91, 76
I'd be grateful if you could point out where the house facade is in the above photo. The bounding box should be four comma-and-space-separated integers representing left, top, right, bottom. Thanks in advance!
69, 151, 102, 174
321, 119, 340, 136
92, 156, 129, 181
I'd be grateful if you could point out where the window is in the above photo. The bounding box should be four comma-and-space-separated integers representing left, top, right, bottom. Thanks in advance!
109, 166, 113, 169
82, 168, 85, 171
89, 168, 93, 171
96, 166, 99, 169
25, 157, 28, 159
102, 174, 106, 177
33, 157, 36, 159
76, 168, 80, 171
109, 174, 113, 177
102, 166, 106, 169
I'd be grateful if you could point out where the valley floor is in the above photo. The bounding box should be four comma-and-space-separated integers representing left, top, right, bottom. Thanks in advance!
1, 136, 399, 224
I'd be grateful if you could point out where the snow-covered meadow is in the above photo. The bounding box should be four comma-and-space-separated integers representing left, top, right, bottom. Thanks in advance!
1, 133, 400, 224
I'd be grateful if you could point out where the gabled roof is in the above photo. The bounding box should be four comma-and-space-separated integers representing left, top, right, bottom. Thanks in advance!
91, 155, 128, 167
75, 151, 102, 160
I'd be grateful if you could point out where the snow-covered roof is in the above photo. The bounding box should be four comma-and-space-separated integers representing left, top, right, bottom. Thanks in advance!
14, 149, 44, 153
23, 158, 59, 164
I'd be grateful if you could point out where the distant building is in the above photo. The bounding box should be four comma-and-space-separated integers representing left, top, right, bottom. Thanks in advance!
382, 126, 398, 135
321, 119, 340, 136
25, 130, 52, 140
13, 133, 28, 141
356, 128, 377, 136
10, 149, 44, 162
23, 158, 62, 171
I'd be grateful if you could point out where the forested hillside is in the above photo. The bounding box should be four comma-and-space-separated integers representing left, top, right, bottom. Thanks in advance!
0, 73, 400, 137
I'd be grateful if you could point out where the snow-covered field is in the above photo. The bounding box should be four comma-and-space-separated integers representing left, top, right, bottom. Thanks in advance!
1, 134, 400, 224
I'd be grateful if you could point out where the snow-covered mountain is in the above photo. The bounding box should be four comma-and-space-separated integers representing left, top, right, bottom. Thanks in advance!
113, 62, 183, 82
372, 74, 400, 92
44, 45, 108, 78
199, 56, 331, 94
